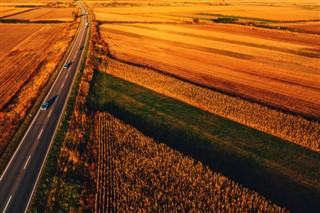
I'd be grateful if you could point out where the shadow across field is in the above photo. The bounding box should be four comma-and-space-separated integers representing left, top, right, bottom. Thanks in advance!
87, 71, 320, 212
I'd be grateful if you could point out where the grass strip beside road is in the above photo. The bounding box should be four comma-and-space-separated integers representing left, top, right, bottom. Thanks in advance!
87, 71, 320, 212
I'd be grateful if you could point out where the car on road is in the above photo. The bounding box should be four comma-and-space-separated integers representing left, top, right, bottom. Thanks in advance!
40, 102, 49, 110
63, 62, 72, 69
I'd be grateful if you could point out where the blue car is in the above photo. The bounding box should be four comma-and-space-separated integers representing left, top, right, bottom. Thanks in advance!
40, 102, 49, 110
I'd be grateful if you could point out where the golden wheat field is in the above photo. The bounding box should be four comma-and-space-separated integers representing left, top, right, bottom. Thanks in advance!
101, 23, 320, 119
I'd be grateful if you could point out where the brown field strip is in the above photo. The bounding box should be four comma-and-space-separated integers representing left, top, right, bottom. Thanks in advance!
101, 24, 320, 118
4, 7, 77, 21
0, 24, 69, 109
183, 24, 320, 47
0, 7, 32, 18
92, 3, 320, 22
274, 22, 320, 34
0, 24, 45, 59
192, 5, 320, 21
128, 24, 320, 58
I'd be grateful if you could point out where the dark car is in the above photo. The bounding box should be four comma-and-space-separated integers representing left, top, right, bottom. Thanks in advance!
40, 102, 49, 110
63, 62, 72, 69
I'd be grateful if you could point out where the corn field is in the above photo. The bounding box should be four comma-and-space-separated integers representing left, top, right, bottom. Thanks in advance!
94, 112, 287, 212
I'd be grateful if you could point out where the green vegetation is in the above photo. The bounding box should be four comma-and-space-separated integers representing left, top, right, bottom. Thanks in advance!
88, 71, 320, 212
197, 13, 277, 23
212, 16, 238, 23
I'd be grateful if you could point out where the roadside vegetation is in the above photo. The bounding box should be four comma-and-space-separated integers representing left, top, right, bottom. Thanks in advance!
31, 12, 94, 212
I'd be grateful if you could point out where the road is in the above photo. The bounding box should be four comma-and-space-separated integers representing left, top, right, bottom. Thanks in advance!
0, 1, 89, 212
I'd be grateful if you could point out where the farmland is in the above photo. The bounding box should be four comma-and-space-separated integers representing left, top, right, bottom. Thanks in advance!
105, 58, 320, 151
30, 4, 320, 212
0, 7, 32, 18
0, 0, 80, 164
102, 23, 320, 119
0, 24, 69, 109
87, 71, 320, 212
94, 112, 286, 212
3, 8, 78, 22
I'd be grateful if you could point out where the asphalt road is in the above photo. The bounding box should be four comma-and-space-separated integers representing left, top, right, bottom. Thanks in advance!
0, 1, 89, 212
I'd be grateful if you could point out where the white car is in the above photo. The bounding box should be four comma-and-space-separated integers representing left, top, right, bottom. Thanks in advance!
40, 102, 49, 110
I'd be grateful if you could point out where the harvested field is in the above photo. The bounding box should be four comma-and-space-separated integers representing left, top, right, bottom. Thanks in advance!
4, 7, 77, 21
0, 3, 46, 7
273, 22, 320, 33
0, 23, 45, 59
0, 7, 32, 18
90, 0, 320, 27
194, 5, 320, 22
101, 23, 320, 119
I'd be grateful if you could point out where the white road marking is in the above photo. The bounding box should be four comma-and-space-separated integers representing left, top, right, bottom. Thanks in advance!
3, 196, 12, 213
23, 156, 31, 170
61, 83, 64, 89
48, 109, 52, 118
38, 129, 43, 139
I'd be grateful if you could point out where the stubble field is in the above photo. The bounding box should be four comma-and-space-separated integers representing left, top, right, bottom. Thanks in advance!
102, 23, 320, 119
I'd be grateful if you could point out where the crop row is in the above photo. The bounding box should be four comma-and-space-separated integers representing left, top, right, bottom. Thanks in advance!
94, 112, 286, 212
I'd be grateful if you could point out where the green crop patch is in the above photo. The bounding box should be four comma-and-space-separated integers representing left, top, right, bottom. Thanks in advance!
88, 71, 320, 212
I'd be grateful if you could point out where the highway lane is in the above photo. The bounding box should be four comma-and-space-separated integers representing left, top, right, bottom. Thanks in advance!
0, 1, 89, 212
